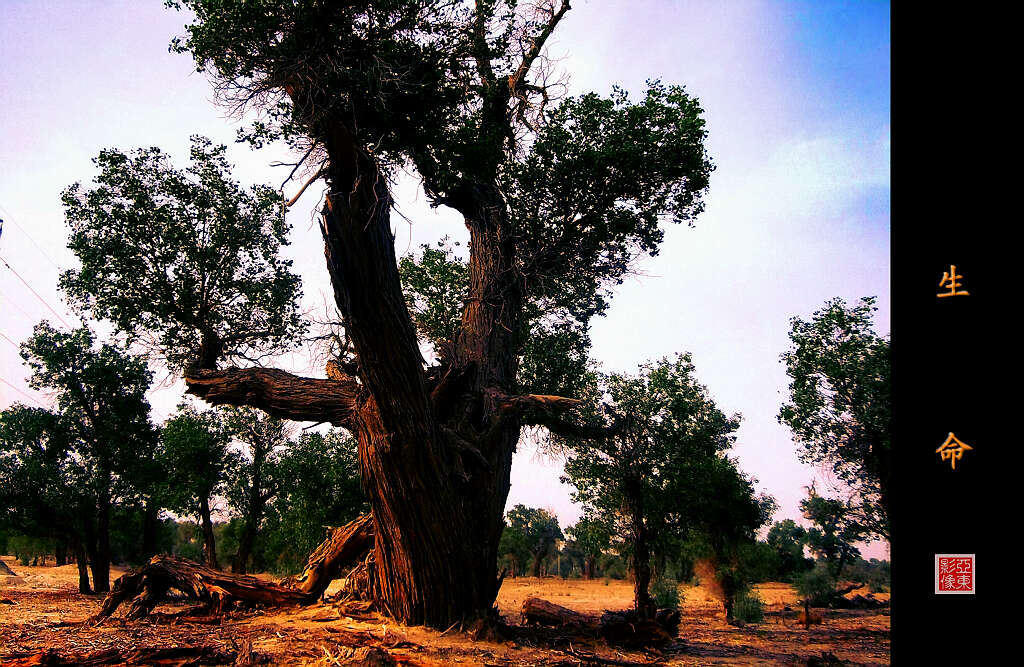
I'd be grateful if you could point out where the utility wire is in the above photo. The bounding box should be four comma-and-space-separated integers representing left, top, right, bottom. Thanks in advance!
0, 254, 74, 330
0, 288, 40, 325
0, 330, 19, 349
0, 205, 62, 269
0, 375, 47, 408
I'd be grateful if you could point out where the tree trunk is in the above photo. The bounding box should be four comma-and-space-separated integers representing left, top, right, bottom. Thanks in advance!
198, 498, 218, 570
583, 555, 595, 580
142, 498, 159, 560
628, 503, 655, 619
73, 538, 92, 594
54, 540, 68, 567
531, 552, 543, 578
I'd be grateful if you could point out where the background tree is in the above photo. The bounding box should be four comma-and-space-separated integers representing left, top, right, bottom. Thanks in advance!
222, 407, 290, 574
565, 515, 611, 580
778, 296, 890, 540
561, 354, 771, 618
60, 136, 305, 373
18, 323, 157, 592
801, 485, 863, 581
66, 0, 714, 626
255, 429, 367, 573
504, 504, 563, 578
160, 405, 230, 569
765, 519, 813, 581
0, 404, 95, 592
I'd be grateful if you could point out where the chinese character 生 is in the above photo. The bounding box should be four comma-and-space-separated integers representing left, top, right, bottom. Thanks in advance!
937, 264, 969, 297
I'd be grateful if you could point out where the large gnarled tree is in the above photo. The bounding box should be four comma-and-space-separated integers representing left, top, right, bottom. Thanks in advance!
65, 0, 713, 626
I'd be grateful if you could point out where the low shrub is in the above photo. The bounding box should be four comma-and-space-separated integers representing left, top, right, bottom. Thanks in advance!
732, 590, 765, 624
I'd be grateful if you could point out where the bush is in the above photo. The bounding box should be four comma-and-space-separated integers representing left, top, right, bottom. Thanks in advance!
732, 591, 765, 624
795, 562, 836, 607
651, 577, 680, 610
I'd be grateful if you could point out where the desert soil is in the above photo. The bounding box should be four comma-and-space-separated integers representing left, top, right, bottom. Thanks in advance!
0, 556, 889, 666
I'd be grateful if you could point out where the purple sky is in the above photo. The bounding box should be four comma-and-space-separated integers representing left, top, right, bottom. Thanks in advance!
0, 1, 889, 558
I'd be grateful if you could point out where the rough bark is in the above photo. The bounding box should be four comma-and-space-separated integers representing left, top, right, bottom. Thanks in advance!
198, 497, 218, 570
185, 367, 361, 429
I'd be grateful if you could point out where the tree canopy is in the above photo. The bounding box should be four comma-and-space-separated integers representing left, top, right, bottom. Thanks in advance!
6, 323, 157, 591
778, 297, 890, 540
51, 0, 718, 626
60, 136, 304, 373
561, 354, 772, 617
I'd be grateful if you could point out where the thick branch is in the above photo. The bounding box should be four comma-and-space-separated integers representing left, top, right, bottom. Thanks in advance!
185, 367, 361, 428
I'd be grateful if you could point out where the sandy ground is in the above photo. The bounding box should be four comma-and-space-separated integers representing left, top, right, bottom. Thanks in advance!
0, 556, 889, 666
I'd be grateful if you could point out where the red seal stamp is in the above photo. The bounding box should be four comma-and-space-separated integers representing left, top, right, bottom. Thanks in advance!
935, 554, 975, 594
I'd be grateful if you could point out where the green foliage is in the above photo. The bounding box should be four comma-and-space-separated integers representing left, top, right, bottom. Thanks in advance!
503, 505, 563, 576
779, 297, 890, 539
795, 562, 838, 607
160, 405, 230, 518
650, 576, 681, 610
732, 590, 765, 625
253, 429, 366, 573
398, 238, 469, 353
562, 354, 771, 568
561, 354, 772, 613
842, 557, 890, 593
801, 490, 863, 580
60, 137, 304, 373
766, 519, 813, 581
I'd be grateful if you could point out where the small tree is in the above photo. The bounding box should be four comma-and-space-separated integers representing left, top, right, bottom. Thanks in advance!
60, 137, 305, 374
562, 354, 771, 618
259, 429, 366, 573
222, 407, 290, 574
801, 486, 863, 581
160, 405, 231, 569
0, 405, 95, 592
17, 323, 157, 592
565, 515, 611, 580
779, 297, 890, 541
504, 505, 563, 578
766, 519, 813, 581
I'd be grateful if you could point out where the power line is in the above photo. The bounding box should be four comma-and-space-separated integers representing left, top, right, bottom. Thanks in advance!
0, 254, 74, 330
0, 330, 19, 349
0, 288, 40, 325
0, 375, 47, 408
0, 205, 62, 270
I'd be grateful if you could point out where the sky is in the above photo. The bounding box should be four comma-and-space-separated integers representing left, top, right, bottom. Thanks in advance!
0, 1, 890, 558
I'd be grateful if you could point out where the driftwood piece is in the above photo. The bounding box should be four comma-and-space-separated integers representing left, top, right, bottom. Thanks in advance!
93, 514, 374, 622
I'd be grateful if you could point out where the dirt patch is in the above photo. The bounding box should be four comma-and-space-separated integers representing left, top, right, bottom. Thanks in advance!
0, 557, 889, 666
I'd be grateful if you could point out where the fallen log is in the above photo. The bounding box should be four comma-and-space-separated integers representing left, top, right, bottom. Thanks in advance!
520, 597, 677, 647
521, 597, 596, 629
93, 514, 373, 622
2, 645, 238, 667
